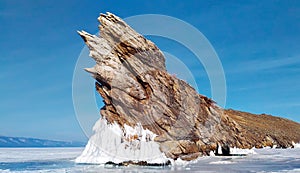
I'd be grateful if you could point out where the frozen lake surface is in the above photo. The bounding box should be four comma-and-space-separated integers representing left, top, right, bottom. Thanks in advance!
0, 147, 299, 172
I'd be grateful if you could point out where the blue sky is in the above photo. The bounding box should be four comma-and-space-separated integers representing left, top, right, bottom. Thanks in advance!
0, 0, 299, 142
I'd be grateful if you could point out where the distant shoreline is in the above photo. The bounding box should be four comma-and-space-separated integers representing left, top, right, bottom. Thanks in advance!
0, 136, 86, 148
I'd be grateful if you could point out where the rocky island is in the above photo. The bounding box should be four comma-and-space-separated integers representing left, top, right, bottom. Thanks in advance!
75, 12, 300, 164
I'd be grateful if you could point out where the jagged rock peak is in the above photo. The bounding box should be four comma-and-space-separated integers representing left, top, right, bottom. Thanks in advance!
78, 12, 300, 161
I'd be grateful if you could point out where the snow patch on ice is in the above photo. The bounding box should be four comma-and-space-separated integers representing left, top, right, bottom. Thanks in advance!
292, 141, 300, 148
258, 168, 300, 173
209, 160, 235, 164
171, 158, 189, 166
171, 157, 202, 167
75, 118, 169, 164
230, 147, 256, 155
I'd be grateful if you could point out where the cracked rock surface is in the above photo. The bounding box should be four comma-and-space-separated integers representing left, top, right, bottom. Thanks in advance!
78, 12, 300, 161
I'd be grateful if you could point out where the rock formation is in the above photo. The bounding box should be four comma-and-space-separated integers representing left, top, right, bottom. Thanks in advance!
77, 12, 300, 162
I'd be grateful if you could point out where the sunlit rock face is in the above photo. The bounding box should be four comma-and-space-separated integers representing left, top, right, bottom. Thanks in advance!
76, 12, 300, 163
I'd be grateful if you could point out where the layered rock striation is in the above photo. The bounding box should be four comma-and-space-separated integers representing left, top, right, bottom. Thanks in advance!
77, 12, 300, 162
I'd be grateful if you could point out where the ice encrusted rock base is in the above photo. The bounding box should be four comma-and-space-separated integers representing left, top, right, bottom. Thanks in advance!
75, 118, 169, 164
75, 117, 259, 165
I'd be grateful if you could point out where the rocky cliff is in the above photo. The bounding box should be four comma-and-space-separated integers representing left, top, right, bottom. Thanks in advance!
77, 12, 300, 162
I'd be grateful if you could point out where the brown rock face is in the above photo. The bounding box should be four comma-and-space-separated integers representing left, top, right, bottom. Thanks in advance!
225, 110, 300, 149
78, 12, 300, 161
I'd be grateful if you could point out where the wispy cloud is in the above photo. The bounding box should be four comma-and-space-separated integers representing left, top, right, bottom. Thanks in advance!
228, 55, 300, 74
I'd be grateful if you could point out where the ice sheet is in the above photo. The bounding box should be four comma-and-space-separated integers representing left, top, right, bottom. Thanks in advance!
0, 147, 299, 172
